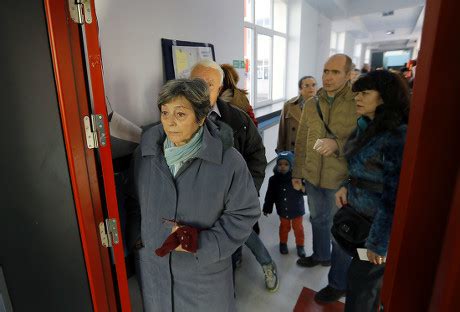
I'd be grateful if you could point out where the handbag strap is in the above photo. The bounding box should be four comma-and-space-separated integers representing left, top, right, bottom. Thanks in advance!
315, 96, 337, 139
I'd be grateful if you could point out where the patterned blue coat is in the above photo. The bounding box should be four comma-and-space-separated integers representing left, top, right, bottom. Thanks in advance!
344, 124, 407, 256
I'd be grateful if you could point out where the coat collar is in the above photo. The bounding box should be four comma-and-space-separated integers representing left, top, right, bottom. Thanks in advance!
216, 98, 244, 131
140, 121, 224, 165
317, 82, 354, 103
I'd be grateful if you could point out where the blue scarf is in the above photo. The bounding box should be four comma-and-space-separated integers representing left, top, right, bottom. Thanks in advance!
163, 127, 204, 176
357, 116, 371, 136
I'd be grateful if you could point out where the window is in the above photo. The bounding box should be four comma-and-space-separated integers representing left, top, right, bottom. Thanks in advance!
364, 48, 371, 65
329, 31, 345, 56
353, 43, 362, 69
244, 0, 288, 108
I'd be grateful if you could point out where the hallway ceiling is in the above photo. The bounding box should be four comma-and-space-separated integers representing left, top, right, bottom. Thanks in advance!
304, 0, 425, 51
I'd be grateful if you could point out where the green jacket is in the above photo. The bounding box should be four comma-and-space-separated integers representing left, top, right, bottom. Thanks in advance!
292, 84, 357, 189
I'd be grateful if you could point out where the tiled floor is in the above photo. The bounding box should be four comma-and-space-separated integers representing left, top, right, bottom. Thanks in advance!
128, 161, 344, 311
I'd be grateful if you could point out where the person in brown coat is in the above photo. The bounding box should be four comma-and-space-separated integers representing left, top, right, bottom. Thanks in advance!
277, 76, 317, 152
219, 63, 258, 126
293, 54, 358, 304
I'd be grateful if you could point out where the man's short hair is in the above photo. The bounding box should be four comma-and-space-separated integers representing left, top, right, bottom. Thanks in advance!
190, 59, 224, 86
329, 53, 353, 73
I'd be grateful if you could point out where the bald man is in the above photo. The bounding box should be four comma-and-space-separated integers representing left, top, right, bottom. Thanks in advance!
292, 54, 358, 303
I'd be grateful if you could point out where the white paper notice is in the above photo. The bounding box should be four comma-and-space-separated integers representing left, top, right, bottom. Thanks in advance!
357, 248, 369, 261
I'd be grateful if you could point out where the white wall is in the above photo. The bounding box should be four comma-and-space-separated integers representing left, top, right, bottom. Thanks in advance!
95, 0, 243, 126
315, 14, 332, 85
286, 0, 302, 99
343, 32, 355, 60
286, 1, 331, 98
298, 1, 320, 89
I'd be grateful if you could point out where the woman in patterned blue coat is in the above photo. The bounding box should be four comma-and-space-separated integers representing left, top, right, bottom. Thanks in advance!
334, 70, 410, 312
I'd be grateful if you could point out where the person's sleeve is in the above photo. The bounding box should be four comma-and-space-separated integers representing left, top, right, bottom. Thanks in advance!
243, 115, 267, 192
276, 106, 287, 153
195, 154, 261, 266
365, 128, 407, 256
292, 104, 309, 178
124, 147, 142, 252
262, 177, 276, 214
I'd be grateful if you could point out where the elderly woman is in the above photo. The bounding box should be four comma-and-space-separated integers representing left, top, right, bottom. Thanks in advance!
126, 78, 260, 311
334, 70, 410, 311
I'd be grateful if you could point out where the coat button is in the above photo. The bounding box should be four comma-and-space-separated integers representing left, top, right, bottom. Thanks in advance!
284, 198, 287, 201
292, 127, 296, 131
283, 188, 286, 191
291, 142, 295, 146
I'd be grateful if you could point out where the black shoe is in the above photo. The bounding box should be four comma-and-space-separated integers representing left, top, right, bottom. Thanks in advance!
314, 286, 346, 304
296, 245, 306, 258
279, 243, 288, 254
296, 256, 331, 267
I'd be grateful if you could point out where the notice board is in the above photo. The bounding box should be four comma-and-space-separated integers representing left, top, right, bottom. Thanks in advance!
161, 38, 216, 80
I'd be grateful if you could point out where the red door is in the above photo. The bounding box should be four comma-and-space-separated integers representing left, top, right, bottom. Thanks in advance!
44, 0, 131, 310
381, 0, 460, 310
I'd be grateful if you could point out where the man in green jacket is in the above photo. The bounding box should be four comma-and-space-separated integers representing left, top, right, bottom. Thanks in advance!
292, 54, 358, 303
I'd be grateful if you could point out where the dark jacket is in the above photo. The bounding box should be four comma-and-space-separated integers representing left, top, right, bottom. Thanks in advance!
263, 152, 305, 219
216, 99, 267, 192
126, 120, 260, 311
344, 122, 407, 256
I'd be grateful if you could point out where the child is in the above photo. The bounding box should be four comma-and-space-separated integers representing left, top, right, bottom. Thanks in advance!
263, 151, 306, 257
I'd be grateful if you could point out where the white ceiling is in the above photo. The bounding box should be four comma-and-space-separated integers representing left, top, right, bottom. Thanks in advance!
304, 0, 425, 51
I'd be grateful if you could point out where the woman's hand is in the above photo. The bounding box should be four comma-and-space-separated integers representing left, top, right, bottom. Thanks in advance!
172, 225, 188, 252
335, 187, 348, 207
367, 250, 386, 265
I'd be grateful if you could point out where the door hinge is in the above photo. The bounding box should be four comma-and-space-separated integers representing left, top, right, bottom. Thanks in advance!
68, 0, 93, 24
99, 218, 120, 248
83, 114, 107, 149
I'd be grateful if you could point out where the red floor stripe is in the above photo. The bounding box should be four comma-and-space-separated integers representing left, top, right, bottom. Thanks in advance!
293, 287, 344, 312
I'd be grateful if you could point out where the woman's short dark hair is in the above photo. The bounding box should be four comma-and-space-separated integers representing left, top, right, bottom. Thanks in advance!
157, 78, 211, 122
298, 76, 316, 89
348, 70, 410, 154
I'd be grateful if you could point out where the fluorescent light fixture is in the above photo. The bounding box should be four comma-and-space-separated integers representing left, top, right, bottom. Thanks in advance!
386, 30, 395, 35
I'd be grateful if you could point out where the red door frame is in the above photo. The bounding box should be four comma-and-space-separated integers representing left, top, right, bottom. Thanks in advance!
381, 0, 460, 310
81, 0, 131, 310
44, 0, 131, 310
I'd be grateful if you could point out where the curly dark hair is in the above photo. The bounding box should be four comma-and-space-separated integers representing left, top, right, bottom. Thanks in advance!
345, 70, 410, 155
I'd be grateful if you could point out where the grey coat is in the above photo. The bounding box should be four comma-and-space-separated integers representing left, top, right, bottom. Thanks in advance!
126, 120, 261, 311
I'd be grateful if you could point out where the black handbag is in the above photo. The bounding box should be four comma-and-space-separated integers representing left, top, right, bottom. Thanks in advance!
331, 204, 372, 256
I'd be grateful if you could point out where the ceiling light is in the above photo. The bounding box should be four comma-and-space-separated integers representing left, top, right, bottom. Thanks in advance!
386, 30, 395, 35
383, 11, 394, 17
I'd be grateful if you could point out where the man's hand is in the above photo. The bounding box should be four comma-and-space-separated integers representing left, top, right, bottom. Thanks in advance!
292, 178, 303, 191
316, 138, 338, 157
335, 187, 348, 207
